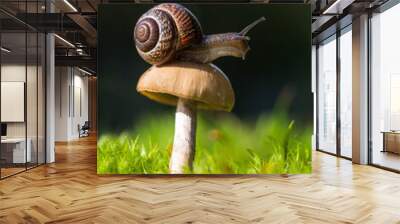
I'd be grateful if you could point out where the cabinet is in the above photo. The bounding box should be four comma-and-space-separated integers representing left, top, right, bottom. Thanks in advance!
382, 132, 400, 154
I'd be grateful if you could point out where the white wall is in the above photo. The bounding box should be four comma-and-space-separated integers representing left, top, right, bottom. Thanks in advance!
1, 82, 25, 122
1, 65, 26, 134
55, 66, 69, 141
1, 64, 41, 137
1, 65, 27, 140
55, 67, 89, 141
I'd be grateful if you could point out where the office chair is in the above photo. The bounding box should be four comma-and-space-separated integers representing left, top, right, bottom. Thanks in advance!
79, 121, 90, 138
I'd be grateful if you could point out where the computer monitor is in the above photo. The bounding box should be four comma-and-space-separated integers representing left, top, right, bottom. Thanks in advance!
1, 123, 7, 137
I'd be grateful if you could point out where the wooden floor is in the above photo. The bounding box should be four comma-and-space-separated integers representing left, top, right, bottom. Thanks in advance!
373, 150, 400, 171
1, 163, 43, 178
1, 135, 400, 223
1, 167, 26, 178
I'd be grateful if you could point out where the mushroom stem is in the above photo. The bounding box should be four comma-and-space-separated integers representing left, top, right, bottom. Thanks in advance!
169, 98, 197, 174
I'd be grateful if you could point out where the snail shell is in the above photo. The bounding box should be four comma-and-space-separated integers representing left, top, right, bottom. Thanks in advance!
134, 3, 203, 65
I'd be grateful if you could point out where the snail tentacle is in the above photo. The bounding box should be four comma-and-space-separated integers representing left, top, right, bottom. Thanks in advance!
240, 17, 266, 36
177, 17, 265, 64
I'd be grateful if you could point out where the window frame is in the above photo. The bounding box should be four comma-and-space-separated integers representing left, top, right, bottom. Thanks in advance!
367, 0, 400, 173
315, 24, 353, 161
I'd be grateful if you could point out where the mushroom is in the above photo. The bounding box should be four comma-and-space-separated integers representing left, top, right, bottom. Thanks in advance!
137, 61, 235, 174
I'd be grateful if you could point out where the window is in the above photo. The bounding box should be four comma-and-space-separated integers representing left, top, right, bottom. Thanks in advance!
339, 27, 352, 158
317, 35, 337, 154
371, 3, 400, 171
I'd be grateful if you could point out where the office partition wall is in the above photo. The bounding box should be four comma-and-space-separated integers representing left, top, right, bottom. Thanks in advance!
0, 1, 46, 179
370, 3, 400, 171
0, 31, 27, 177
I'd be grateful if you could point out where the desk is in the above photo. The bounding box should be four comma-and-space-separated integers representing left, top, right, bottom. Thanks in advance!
1, 138, 31, 163
382, 131, 400, 154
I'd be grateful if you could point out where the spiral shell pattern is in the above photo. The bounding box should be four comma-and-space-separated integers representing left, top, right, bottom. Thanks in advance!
134, 3, 203, 65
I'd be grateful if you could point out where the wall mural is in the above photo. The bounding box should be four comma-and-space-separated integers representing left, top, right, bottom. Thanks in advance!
98, 3, 312, 174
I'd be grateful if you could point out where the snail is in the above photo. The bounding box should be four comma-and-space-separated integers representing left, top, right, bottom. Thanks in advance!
134, 3, 265, 65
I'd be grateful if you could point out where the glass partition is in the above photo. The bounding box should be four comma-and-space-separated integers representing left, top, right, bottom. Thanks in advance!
1, 31, 28, 177
0, 1, 46, 179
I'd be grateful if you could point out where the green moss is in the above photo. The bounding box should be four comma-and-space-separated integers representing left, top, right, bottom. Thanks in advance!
97, 110, 312, 174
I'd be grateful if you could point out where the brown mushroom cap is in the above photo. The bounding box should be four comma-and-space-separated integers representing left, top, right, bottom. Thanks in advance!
136, 61, 235, 111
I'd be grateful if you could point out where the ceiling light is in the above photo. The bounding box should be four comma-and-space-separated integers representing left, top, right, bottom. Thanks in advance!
76, 48, 86, 56
54, 34, 75, 48
322, 0, 354, 15
1, 47, 11, 53
78, 67, 93, 76
63, 0, 78, 12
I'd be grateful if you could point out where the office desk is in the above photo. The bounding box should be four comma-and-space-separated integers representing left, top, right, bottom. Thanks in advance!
382, 131, 400, 154
1, 138, 31, 163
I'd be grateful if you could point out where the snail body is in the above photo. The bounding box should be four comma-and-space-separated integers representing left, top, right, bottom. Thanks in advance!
134, 3, 265, 65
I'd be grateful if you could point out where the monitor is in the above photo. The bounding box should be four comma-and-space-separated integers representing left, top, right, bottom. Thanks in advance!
1, 123, 7, 137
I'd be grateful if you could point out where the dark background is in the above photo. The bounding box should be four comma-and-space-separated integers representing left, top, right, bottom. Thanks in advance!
98, 3, 311, 134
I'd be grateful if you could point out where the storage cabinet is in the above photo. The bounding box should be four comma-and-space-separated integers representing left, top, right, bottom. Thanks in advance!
382, 132, 400, 154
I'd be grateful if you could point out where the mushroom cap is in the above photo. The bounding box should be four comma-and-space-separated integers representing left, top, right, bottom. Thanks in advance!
136, 61, 235, 111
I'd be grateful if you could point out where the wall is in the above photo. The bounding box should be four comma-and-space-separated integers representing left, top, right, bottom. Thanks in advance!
1, 64, 26, 138
1, 64, 43, 137
55, 67, 69, 141
55, 66, 89, 141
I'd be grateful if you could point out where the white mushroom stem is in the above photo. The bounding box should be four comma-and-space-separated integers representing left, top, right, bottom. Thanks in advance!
169, 98, 197, 174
